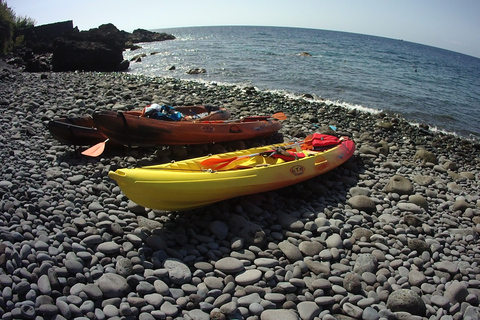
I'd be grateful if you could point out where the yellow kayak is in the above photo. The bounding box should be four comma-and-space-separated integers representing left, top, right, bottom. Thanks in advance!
108, 134, 355, 211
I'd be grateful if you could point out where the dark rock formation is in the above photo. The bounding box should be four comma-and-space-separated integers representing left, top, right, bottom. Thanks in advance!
14, 21, 175, 72
19, 20, 75, 54
127, 28, 175, 45
187, 68, 207, 75
298, 52, 312, 56
52, 23, 128, 72
52, 37, 128, 72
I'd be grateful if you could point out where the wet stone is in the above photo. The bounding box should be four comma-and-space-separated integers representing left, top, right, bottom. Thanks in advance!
97, 241, 121, 254
325, 234, 343, 249
435, 261, 459, 273
83, 283, 103, 300
343, 302, 363, 319
385, 175, 413, 195
298, 241, 323, 256
116, 257, 134, 277
235, 269, 262, 286
408, 269, 426, 286
353, 253, 378, 274
386, 289, 426, 316
430, 295, 450, 308
348, 195, 376, 212
215, 257, 245, 274
204, 276, 224, 290
297, 301, 322, 320
254, 257, 279, 268
264, 293, 286, 304
144, 293, 164, 308
260, 309, 299, 320
343, 272, 362, 293
362, 306, 380, 320
278, 240, 303, 261
444, 280, 469, 304
160, 301, 179, 317
97, 273, 129, 298
164, 258, 192, 284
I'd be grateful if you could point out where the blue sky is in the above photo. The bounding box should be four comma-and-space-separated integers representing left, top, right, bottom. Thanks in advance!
8, 0, 480, 58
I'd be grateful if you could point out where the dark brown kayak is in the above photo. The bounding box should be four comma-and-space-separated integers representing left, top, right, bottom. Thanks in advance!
48, 116, 107, 146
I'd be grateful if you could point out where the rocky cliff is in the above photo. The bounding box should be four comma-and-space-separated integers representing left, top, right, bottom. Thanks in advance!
12, 21, 175, 72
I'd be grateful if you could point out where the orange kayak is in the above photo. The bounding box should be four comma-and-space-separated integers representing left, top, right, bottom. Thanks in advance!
49, 105, 230, 146
93, 111, 283, 147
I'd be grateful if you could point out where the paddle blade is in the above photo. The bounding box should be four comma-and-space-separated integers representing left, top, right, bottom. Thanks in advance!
82, 139, 108, 157
272, 112, 287, 121
200, 156, 238, 166
213, 160, 235, 170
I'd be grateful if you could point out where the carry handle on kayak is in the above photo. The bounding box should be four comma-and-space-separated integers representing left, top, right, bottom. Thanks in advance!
315, 159, 328, 172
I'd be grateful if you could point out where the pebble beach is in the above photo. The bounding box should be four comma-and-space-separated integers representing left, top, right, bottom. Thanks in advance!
1, 65, 480, 320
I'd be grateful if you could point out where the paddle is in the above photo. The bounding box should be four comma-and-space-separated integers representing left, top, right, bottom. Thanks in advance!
200, 134, 314, 168
242, 112, 287, 122
200, 151, 263, 167
272, 112, 287, 121
81, 139, 109, 157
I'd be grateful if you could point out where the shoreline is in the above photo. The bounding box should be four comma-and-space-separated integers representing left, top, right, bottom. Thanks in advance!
126, 70, 480, 144
0, 68, 479, 320
122, 25, 480, 141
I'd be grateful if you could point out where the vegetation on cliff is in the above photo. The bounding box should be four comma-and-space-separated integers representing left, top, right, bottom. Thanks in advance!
0, 0, 35, 53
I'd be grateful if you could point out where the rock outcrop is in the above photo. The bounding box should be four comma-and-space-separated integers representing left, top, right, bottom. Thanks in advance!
13, 20, 175, 72
51, 23, 128, 72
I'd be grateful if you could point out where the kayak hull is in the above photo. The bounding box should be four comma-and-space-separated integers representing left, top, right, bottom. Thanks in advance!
94, 111, 282, 147
108, 137, 355, 211
49, 105, 230, 146
48, 116, 107, 146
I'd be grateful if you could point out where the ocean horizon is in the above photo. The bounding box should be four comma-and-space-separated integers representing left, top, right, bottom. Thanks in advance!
122, 26, 480, 141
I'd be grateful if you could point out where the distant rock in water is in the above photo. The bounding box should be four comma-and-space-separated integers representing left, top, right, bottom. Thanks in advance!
130, 53, 147, 63
187, 68, 207, 75
15, 21, 175, 72
126, 28, 175, 45
298, 52, 312, 56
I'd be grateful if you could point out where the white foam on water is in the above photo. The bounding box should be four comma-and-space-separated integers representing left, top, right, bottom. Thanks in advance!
263, 88, 383, 116
119, 72, 480, 143
325, 100, 382, 115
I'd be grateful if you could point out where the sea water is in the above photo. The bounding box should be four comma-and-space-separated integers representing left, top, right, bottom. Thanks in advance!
123, 26, 480, 140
